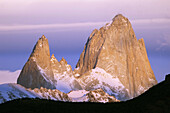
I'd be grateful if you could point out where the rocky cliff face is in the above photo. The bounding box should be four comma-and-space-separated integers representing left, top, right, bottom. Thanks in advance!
17, 35, 56, 89
50, 54, 82, 93
17, 36, 81, 92
76, 14, 157, 98
51, 54, 72, 75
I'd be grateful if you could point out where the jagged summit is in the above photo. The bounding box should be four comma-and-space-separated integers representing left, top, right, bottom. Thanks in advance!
50, 54, 60, 68
76, 14, 157, 98
51, 54, 56, 59
101, 14, 130, 31
29, 35, 49, 59
41, 35, 46, 39
111, 14, 130, 28
51, 55, 68, 66
112, 14, 128, 22
17, 35, 56, 89
60, 57, 67, 65
51, 54, 59, 62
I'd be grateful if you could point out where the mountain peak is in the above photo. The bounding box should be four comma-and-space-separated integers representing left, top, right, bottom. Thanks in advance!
51, 54, 56, 60
111, 14, 130, 27
41, 35, 46, 39
17, 35, 55, 89
113, 14, 126, 19
76, 14, 157, 99
38, 35, 47, 44
51, 54, 59, 63
51, 54, 55, 58
60, 57, 67, 65
29, 35, 50, 60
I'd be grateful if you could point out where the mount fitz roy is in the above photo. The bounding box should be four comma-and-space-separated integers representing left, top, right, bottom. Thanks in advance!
16, 14, 157, 101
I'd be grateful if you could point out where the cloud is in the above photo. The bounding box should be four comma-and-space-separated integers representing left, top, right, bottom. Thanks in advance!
0, 22, 105, 31
131, 18, 170, 29
131, 18, 170, 24
0, 18, 170, 31
156, 35, 170, 51
0, 70, 20, 84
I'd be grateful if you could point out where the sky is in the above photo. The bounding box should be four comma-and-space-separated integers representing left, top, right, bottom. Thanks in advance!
0, 0, 170, 83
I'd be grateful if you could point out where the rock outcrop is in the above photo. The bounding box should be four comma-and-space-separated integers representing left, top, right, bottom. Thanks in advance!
87, 89, 120, 103
68, 89, 120, 103
51, 54, 72, 74
32, 87, 71, 101
51, 54, 82, 93
76, 14, 157, 98
17, 35, 56, 89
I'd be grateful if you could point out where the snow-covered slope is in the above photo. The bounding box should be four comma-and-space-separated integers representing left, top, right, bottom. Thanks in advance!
50, 55, 129, 100
0, 83, 119, 104
0, 83, 41, 104
68, 89, 119, 103
76, 67, 129, 100
51, 65, 129, 100
50, 54, 82, 93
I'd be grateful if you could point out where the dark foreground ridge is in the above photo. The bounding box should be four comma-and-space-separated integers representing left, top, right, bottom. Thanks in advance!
0, 74, 170, 113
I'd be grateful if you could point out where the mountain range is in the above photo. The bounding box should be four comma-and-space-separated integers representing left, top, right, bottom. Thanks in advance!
1, 14, 158, 104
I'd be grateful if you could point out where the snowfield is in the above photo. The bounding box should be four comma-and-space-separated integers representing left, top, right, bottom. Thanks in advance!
0, 83, 119, 104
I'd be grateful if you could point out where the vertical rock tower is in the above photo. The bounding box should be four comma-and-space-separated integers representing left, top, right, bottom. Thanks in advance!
76, 14, 157, 98
17, 35, 56, 89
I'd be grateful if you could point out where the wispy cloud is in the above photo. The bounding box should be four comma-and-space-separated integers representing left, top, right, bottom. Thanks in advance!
0, 22, 105, 31
131, 18, 170, 24
156, 35, 170, 51
0, 18, 170, 31
0, 70, 20, 84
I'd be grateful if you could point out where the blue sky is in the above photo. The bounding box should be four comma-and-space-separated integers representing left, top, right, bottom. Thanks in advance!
0, 0, 170, 83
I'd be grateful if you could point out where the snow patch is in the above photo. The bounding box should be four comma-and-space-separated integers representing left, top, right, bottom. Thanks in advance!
0, 83, 39, 104
75, 73, 80, 77
78, 67, 128, 100
37, 65, 54, 85
74, 67, 79, 70
149, 78, 156, 83
122, 18, 127, 23
91, 67, 124, 88
104, 21, 112, 29
66, 65, 71, 71
68, 90, 89, 98
54, 72, 75, 93
39, 43, 42, 47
